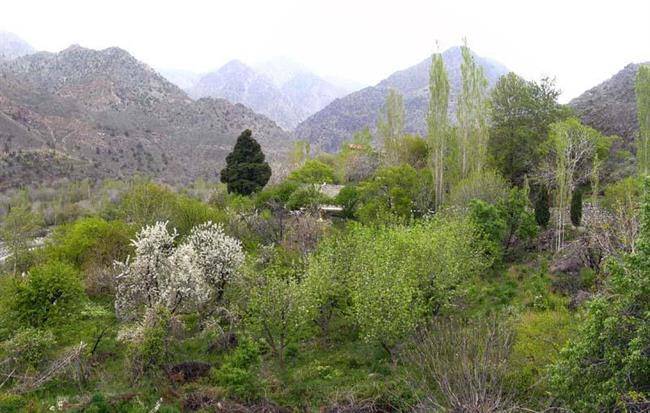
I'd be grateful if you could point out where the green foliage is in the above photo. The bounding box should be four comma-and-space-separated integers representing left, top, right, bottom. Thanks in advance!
488, 73, 569, 185
603, 176, 641, 212
255, 181, 301, 208
457, 41, 489, 177
127, 307, 172, 379
509, 309, 574, 400
45, 217, 132, 270
115, 182, 224, 237
428, 51, 451, 207
304, 216, 489, 354
500, 187, 538, 249
0, 200, 43, 274
211, 339, 261, 400
636, 64, 650, 176
534, 186, 551, 228
288, 159, 337, 184
377, 88, 405, 165
8, 260, 85, 328
469, 199, 507, 258
220, 129, 272, 195
286, 185, 330, 211
0, 393, 26, 413
1, 327, 56, 369
356, 164, 429, 224
243, 250, 307, 366
447, 169, 509, 208
334, 185, 359, 218
392, 134, 430, 170
570, 189, 583, 226
550, 178, 650, 411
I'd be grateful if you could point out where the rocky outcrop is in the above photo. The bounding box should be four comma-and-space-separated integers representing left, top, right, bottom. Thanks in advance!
569, 63, 649, 144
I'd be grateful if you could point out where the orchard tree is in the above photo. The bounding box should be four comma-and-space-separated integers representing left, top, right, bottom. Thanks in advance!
220, 129, 272, 195
244, 252, 307, 368
488, 73, 568, 186
115, 221, 244, 320
185, 222, 245, 303
636, 64, 650, 176
427, 51, 451, 207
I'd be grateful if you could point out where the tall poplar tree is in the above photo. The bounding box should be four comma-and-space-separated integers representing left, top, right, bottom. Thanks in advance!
636, 65, 650, 177
427, 52, 450, 207
377, 88, 405, 165
456, 41, 489, 178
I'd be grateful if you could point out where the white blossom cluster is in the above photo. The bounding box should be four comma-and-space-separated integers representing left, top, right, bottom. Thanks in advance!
185, 222, 245, 300
115, 221, 244, 320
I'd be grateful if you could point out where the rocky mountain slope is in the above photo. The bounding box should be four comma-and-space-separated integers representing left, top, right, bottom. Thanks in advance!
189, 60, 306, 130
569, 63, 648, 144
294, 46, 510, 151
0, 31, 35, 61
188, 59, 351, 130
0, 46, 292, 190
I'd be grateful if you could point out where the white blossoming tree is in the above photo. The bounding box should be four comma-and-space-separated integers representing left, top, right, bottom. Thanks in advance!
115, 221, 244, 320
185, 222, 245, 303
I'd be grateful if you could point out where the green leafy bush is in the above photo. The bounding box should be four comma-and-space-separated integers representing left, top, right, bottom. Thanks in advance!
550, 178, 650, 411
46, 217, 132, 269
0, 393, 26, 413
286, 185, 330, 211
288, 159, 337, 184
1, 327, 56, 369
211, 339, 261, 400
8, 260, 85, 328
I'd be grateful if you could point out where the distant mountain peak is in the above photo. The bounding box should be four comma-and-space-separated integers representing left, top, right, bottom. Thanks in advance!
189, 58, 353, 130
0, 31, 35, 61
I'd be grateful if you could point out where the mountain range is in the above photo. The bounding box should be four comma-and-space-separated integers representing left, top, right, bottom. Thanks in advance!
0, 30, 647, 190
294, 46, 510, 151
0, 39, 291, 190
185, 58, 353, 130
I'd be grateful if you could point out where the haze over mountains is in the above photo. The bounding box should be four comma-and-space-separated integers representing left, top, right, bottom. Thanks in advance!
0, 29, 647, 189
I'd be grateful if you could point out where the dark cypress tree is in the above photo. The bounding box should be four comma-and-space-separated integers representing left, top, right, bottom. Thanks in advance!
570, 189, 583, 227
534, 186, 550, 228
220, 129, 272, 195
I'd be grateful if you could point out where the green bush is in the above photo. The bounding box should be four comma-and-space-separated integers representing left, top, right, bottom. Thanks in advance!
1, 327, 56, 369
0, 393, 26, 413
46, 217, 132, 269
9, 260, 85, 328
127, 307, 172, 380
114, 182, 224, 237
286, 185, 329, 211
550, 178, 650, 411
288, 159, 337, 184
211, 339, 261, 400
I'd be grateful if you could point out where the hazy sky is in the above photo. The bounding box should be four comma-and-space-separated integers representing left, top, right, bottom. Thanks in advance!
2, 0, 649, 101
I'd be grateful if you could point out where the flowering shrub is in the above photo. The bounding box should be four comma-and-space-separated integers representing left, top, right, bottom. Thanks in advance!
185, 222, 245, 302
115, 221, 244, 320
